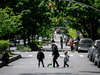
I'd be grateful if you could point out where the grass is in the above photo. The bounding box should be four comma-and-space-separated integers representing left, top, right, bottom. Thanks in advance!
17, 45, 31, 50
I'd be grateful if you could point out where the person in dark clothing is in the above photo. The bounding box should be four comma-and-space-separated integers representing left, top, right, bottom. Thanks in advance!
1, 50, 9, 66
65, 37, 69, 46
60, 36, 63, 49
51, 40, 59, 68
37, 48, 45, 67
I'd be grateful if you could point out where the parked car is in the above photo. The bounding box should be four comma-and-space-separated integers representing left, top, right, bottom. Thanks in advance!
10, 40, 15, 47
92, 45, 100, 68
19, 39, 28, 46
87, 40, 100, 61
75, 38, 93, 52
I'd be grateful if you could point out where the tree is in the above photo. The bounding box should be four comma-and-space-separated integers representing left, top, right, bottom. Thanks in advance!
0, 7, 22, 39
53, 0, 100, 40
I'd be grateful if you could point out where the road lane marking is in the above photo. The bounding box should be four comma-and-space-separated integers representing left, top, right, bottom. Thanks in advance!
79, 55, 84, 57
25, 52, 28, 53
28, 55, 32, 57
69, 54, 74, 57
49, 55, 52, 57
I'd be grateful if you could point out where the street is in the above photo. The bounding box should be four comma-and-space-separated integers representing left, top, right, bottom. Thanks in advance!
0, 33, 100, 75
0, 51, 100, 75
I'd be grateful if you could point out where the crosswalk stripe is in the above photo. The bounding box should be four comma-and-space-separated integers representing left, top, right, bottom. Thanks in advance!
69, 54, 74, 57
28, 55, 32, 57
79, 55, 84, 57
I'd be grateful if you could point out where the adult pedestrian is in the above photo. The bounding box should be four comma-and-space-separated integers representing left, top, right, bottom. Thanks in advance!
60, 36, 63, 49
37, 48, 45, 67
1, 50, 9, 66
69, 38, 74, 51
51, 40, 60, 68
65, 37, 69, 46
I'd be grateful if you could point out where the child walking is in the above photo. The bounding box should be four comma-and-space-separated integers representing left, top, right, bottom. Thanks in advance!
63, 50, 69, 68
37, 48, 45, 67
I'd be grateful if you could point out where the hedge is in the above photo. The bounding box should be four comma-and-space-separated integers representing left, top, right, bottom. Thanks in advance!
0, 40, 10, 53
29, 40, 45, 51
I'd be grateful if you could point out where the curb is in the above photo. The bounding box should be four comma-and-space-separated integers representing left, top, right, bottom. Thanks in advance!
0, 54, 22, 68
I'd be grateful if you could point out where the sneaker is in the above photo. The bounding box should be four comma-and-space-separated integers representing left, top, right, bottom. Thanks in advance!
53, 66, 55, 68
67, 65, 69, 67
56, 65, 59, 67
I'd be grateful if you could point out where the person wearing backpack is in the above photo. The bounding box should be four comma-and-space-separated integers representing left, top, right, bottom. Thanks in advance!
51, 40, 60, 68
37, 48, 45, 67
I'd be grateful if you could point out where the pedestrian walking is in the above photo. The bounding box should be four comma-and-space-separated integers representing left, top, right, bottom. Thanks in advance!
51, 40, 60, 68
65, 37, 69, 46
60, 36, 63, 49
37, 48, 45, 67
63, 51, 69, 68
1, 50, 9, 66
69, 38, 74, 51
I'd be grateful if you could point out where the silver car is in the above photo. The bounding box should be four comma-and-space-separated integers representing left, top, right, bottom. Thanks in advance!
76, 38, 93, 52
87, 40, 100, 61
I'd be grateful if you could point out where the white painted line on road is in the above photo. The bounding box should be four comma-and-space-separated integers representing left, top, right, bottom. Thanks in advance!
69, 54, 74, 57
49, 55, 52, 57
25, 52, 28, 53
28, 55, 32, 57
79, 55, 84, 57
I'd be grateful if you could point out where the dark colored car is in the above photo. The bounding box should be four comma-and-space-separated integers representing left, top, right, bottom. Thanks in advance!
75, 38, 93, 52
87, 40, 100, 61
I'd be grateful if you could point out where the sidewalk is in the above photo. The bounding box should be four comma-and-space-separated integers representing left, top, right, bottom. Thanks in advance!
0, 53, 21, 68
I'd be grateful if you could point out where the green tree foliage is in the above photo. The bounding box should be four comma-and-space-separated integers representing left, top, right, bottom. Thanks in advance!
0, 7, 22, 38
54, 0, 100, 40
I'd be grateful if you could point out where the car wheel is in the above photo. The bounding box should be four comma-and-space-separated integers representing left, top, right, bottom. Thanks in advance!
87, 55, 89, 58
97, 61, 100, 68
92, 57, 94, 63
78, 50, 80, 53
89, 56, 92, 61
94, 60, 97, 66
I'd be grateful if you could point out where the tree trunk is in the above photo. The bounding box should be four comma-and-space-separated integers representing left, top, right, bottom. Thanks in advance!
27, 30, 30, 44
23, 30, 26, 46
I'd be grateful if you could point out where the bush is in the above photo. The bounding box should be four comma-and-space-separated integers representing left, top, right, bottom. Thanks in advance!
17, 45, 30, 50
0, 40, 10, 53
29, 40, 45, 51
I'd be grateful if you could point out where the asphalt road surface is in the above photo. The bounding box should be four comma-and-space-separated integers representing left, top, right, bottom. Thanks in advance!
0, 50, 100, 75
1, 33, 100, 75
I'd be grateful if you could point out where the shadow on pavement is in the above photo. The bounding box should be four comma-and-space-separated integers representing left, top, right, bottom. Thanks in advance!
19, 73, 77, 75
80, 71, 100, 73
21, 57, 33, 59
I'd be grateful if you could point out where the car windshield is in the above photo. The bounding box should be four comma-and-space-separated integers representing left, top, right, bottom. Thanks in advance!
97, 41, 100, 45
97, 41, 100, 43
81, 40, 92, 43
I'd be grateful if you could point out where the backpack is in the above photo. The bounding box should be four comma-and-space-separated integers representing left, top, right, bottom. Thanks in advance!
37, 52, 44, 59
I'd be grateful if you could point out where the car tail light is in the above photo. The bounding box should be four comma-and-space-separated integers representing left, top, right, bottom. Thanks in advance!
79, 44, 83, 45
